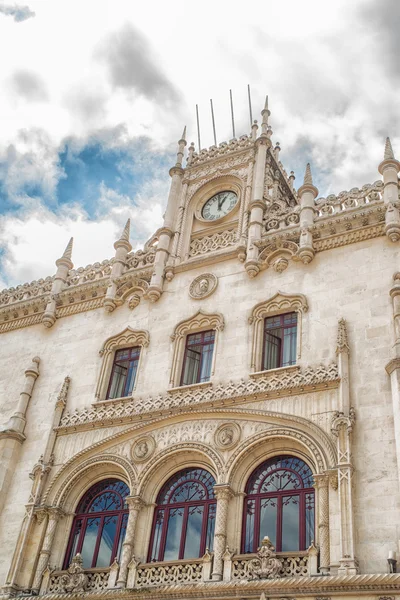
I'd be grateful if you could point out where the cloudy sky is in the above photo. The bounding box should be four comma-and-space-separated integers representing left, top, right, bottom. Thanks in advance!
0, 0, 399, 289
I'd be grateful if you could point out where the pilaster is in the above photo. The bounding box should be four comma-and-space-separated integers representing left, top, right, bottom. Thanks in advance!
378, 138, 400, 242
104, 220, 132, 313
116, 496, 144, 587
42, 238, 73, 328
297, 163, 318, 264
211, 484, 234, 581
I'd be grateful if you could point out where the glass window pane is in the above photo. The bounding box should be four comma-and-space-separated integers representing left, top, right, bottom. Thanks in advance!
164, 508, 184, 561
244, 499, 256, 553
199, 343, 214, 382
183, 505, 204, 558
66, 519, 82, 566
206, 503, 216, 552
150, 509, 165, 561
305, 493, 315, 548
283, 328, 297, 367
115, 349, 130, 361
117, 513, 128, 561
259, 497, 277, 548
182, 348, 201, 385
81, 517, 100, 568
96, 515, 118, 567
281, 495, 300, 551
108, 363, 128, 399
125, 359, 138, 395
264, 331, 281, 370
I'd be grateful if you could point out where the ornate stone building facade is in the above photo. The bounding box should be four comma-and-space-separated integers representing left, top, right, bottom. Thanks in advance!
0, 100, 400, 600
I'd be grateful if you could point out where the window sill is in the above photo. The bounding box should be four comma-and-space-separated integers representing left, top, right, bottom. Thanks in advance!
250, 365, 300, 379
168, 381, 213, 394
92, 395, 134, 407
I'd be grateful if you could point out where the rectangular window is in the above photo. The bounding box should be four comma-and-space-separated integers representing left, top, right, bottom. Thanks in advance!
180, 330, 215, 386
107, 347, 141, 399
262, 312, 297, 371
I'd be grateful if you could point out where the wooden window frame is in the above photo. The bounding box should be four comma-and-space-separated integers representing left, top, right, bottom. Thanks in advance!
249, 292, 308, 374
169, 310, 224, 389
148, 468, 217, 562
106, 346, 141, 400
241, 456, 315, 553
95, 327, 150, 401
180, 330, 215, 386
262, 312, 298, 371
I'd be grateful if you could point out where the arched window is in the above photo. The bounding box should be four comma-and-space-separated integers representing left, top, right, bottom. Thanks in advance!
242, 456, 314, 553
63, 479, 129, 569
148, 468, 216, 562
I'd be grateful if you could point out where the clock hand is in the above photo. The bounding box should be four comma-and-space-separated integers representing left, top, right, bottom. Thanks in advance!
218, 193, 228, 211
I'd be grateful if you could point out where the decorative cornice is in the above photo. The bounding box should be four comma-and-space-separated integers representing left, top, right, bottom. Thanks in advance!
16, 572, 400, 600
171, 309, 225, 341
57, 363, 339, 431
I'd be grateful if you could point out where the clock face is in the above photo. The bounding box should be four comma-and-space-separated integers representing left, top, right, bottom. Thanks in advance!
201, 191, 238, 221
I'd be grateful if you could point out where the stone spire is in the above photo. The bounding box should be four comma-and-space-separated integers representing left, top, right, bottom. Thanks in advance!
261, 95, 270, 136
384, 136, 395, 160
304, 163, 313, 185
114, 219, 132, 252
175, 126, 187, 167
56, 237, 74, 270
336, 318, 350, 355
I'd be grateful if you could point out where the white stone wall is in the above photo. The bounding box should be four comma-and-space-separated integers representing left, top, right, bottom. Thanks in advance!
0, 234, 399, 584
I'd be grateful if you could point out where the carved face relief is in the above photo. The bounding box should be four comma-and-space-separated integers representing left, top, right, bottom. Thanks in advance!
131, 436, 155, 463
214, 423, 241, 450
189, 273, 218, 300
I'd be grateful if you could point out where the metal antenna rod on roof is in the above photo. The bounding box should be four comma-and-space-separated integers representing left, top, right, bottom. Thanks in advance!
196, 104, 201, 151
210, 99, 217, 146
230, 89, 236, 139
247, 84, 253, 128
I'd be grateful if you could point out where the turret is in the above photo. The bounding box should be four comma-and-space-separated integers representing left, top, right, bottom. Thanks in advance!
42, 239, 74, 328
104, 220, 132, 313
297, 163, 318, 264
245, 97, 272, 278
147, 127, 187, 301
378, 137, 400, 242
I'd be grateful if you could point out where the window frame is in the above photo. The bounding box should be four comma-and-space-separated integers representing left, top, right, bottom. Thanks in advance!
169, 310, 224, 389
63, 479, 129, 569
106, 346, 141, 400
95, 327, 150, 401
261, 312, 298, 371
180, 330, 216, 386
147, 468, 217, 562
241, 455, 315, 554
249, 292, 308, 374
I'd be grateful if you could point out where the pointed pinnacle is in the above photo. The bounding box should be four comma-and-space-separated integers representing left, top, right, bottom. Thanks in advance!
304, 163, 313, 185
384, 136, 394, 160
120, 219, 130, 242
62, 237, 73, 260
264, 95, 269, 110
180, 126, 187, 142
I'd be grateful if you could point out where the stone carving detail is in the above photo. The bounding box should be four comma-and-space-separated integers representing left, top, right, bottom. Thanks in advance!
214, 423, 241, 450
189, 229, 237, 257
248, 537, 283, 579
131, 435, 155, 462
258, 239, 301, 272
59, 554, 88, 593
232, 553, 308, 580
316, 180, 383, 215
48, 568, 109, 594
67, 260, 113, 286
189, 135, 253, 167
136, 559, 205, 587
59, 363, 340, 429
189, 273, 218, 299
336, 318, 349, 354
126, 247, 156, 270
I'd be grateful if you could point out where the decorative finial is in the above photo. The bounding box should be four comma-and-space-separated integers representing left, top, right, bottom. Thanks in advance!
384, 137, 395, 160
304, 163, 313, 186
62, 237, 73, 260
264, 95, 269, 111
120, 219, 130, 242
180, 126, 187, 143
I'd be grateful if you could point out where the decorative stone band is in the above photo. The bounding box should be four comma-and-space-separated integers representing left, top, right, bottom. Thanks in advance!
22, 571, 400, 599
57, 363, 339, 430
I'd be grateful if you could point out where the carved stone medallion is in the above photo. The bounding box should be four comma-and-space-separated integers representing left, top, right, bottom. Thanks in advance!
214, 423, 241, 450
189, 273, 218, 300
131, 435, 155, 463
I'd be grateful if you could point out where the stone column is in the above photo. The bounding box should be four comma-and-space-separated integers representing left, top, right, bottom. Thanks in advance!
378, 137, 400, 242
147, 130, 186, 302
31, 508, 64, 593
385, 274, 400, 484
297, 163, 318, 265
116, 496, 144, 588
332, 410, 358, 575
0, 356, 40, 517
245, 98, 271, 278
211, 484, 233, 581
313, 474, 330, 574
